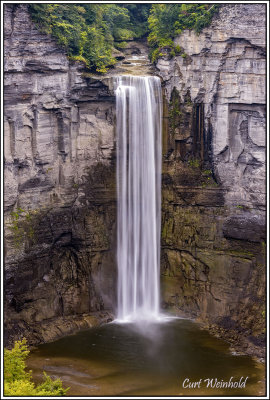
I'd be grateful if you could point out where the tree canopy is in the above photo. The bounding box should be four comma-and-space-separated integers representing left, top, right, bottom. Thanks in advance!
29, 3, 220, 73
148, 4, 220, 61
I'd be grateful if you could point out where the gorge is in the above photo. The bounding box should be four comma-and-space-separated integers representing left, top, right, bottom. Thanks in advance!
3, 3, 266, 395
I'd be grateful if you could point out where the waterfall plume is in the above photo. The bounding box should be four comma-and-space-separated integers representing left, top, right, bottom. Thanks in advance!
115, 75, 162, 321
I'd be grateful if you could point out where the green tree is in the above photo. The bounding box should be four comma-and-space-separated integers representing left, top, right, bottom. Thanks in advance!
28, 3, 220, 72
29, 3, 135, 73
148, 3, 220, 62
103, 4, 132, 41
121, 4, 151, 38
4, 339, 69, 396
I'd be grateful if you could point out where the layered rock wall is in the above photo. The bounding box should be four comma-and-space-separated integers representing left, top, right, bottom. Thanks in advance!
157, 4, 266, 357
4, 4, 116, 346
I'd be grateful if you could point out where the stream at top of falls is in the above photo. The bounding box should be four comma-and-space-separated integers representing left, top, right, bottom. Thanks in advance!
27, 318, 265, 396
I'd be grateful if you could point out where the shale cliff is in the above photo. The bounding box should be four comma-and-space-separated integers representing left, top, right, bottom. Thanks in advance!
4, 4, 117, 346
158, 4, 266, 357
4, 3, 266, 358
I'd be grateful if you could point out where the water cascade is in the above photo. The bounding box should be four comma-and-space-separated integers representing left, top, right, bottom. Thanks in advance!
115, 75, 162, 321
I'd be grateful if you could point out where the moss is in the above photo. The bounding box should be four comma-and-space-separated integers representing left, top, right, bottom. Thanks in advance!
168, 88, 183, 133
202, 169, 211, 176
188, 159, 200, 168
185, 94, 193, 107
9, 208, 25, 247
212, 248, 255, 258
8, 208, 46, 249
81, 72, 97, 78
175, 44, 181, 53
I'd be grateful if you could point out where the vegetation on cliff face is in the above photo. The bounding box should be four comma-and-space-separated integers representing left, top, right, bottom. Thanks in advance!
148, 4, 220, 61
29, 3, 219, 73
4, 339, 69, 396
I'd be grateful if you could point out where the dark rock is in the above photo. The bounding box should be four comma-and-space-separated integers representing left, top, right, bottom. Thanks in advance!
223, 214, 266, 242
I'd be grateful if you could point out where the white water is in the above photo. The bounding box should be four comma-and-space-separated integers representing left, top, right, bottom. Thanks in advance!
115, 75, 162, 322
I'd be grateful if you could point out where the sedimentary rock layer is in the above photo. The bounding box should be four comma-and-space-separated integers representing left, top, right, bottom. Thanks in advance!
4, 4, 116, 346
158, 4, 266, 358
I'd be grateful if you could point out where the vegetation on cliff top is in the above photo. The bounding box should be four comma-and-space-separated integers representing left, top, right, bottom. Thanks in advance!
29, 3, 219, 73
4, 339, 69, 396
148, 4, 220, 61
29, 3, 150, 73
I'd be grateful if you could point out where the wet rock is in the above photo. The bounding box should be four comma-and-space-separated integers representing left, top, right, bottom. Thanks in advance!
4, 312, 113, 348
223, 214, 266, 242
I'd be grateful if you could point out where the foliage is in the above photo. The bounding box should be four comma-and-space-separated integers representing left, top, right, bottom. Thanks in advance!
188, 158, 201, 168
9, 207, 37, 248
121, 4, 151, 38
4, 339, 69, 396
169, 89, 182, 132
202, 169, 212, 176
148, 5, 181, 49
29, 3, 149, 73
29, 4, 114, 72
4, 339, 30, 383
115, 41, 128, 49
29, 3, 220, 72
148, 4, 220, 62
9, 207, 25, 247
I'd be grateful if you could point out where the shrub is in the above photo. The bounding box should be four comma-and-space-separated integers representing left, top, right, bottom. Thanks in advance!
148, 4, 220, 62
115, 41, 127, 49
4, 339, 69, 396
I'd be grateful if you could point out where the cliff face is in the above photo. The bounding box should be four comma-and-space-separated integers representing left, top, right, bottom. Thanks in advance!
4, 4, 117, 345
157, 4, 266, 357
4, 4, 266, 357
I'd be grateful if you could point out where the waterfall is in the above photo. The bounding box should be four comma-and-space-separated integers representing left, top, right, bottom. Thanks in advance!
115, 75, 162, 321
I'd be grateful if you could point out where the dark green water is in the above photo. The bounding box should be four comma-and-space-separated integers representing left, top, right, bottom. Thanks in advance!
27, 318, 265, 396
